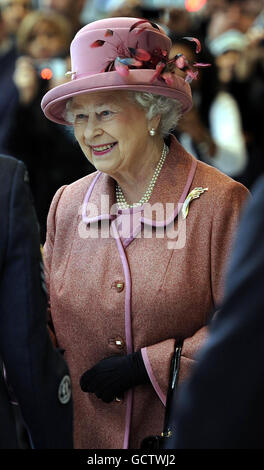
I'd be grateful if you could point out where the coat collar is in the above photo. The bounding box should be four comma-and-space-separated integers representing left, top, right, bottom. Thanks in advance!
82, 135, 197, 228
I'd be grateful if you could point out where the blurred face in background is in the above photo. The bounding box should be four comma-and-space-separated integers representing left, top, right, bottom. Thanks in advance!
225, 1, 262, 33
39, 0, 85, 21
0, 0, 32, 35
25, 19, 67, 59
207, 0, 263, 40
216, 50, 241, 83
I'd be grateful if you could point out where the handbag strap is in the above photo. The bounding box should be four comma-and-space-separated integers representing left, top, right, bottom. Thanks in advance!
162, 340, 183, 438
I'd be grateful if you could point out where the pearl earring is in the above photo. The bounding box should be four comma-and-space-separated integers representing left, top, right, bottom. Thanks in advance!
149, 128, 156, 137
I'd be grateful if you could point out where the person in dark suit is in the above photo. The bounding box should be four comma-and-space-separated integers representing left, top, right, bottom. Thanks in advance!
0, 154, 73, 449
164, 174, 264, 449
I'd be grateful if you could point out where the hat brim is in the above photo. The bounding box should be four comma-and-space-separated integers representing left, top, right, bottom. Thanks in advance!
41, 69, 192, 125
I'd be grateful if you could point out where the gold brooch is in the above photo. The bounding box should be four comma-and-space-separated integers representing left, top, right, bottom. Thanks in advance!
181, 187, 208, 219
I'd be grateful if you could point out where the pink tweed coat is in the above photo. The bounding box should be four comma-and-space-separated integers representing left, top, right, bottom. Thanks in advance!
44, 136, 249, 449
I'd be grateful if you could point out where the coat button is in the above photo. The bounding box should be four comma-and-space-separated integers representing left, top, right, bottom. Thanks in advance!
108, 336, 125, 350
111, 281, 125, 292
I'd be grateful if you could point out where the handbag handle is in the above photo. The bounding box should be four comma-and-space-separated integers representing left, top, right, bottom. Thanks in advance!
162, 340, 183, 439
140, 339, 183, 449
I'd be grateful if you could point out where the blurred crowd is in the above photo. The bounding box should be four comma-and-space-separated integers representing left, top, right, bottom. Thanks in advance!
0, 0, 263, 242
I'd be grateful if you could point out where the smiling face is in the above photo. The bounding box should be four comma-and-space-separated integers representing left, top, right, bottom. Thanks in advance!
71, 91, 159, 178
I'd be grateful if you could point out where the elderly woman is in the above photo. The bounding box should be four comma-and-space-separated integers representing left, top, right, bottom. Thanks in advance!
41, 17, 249, 449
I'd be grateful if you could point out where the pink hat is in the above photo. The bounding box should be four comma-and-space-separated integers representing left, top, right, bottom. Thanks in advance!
41, 17, 195, 125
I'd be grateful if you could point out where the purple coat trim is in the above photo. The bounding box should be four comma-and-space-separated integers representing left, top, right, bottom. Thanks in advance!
141, 347, 166, 406
111, 220, 133, 448
82, 171, 101, 221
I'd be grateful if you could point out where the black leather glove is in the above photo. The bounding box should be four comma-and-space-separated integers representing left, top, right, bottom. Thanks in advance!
80, 351, 150, 403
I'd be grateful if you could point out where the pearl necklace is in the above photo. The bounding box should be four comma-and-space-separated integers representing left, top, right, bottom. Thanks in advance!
115, 143, 169, 209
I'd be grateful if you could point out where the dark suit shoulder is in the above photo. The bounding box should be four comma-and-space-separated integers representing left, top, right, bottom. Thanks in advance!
224, 175, 264, 297
0, 154, 18, 187
0, 155, 28, 197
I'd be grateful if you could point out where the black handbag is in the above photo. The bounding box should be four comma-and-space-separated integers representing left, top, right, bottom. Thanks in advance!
140, 340, 183, 450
